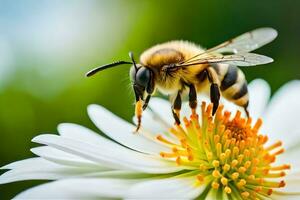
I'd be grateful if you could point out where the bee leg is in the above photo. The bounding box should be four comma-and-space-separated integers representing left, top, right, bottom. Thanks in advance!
143, 70, 155, 111
243, 101, 250, 117
142, 95, 151, 110
171, 92, 182, 125
188, 84, 197, 116
207, 68, 221, 115
210, 84, 220, 115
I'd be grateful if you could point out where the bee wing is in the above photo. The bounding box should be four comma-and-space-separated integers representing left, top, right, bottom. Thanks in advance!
182, 28, 277, 64
180, 53, 273, 67
211, 27, 278, 54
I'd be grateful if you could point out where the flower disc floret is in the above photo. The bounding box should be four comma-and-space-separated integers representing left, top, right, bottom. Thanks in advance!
157, 102, 289, 199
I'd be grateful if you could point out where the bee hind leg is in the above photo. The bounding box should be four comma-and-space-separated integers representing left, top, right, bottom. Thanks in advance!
243, 101, 250, 118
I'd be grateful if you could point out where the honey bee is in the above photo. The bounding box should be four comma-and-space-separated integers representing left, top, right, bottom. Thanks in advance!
86, 28, 277, 132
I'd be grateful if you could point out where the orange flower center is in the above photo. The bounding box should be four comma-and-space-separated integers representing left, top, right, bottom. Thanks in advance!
156, 102, 290, 199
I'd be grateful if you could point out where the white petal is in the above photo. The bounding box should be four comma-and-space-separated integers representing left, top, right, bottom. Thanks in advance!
273, 146, 300, 194
88, 104, 169, 154
181, 101, 193, 119
32, 134, 182, 173
0, 158, 97, 184
132, 109, 166, 134
271, 193, 300, 200
132, 110, 178, 144
150, 96, 208, 124
148, 97, 173, 126
276, 142, 300, 168
31, 146, 102, 168
197, 94, 210, 104
58, 123, 107, 146
14, 178, 135, 199
281, 178, 300, 193
220, 98, 245, 117
59, 123, 169, 152
1, 158, 49, 170
272, 175, 300, 197
0, 169, 64, 184
263, 80, 300, 146
126, 177, 204, 199
248, 79, 271, 120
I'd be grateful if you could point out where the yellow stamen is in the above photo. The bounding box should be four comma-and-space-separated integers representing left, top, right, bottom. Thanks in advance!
212, 160, 220, 167
221, 177, 228, 185
157, 102, 289, 199
224, 186, 232, 194
156, 135, 177, 146
211, 181, 220, 189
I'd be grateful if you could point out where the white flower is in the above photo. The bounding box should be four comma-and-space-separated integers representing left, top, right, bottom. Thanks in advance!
1, 79, 300, 199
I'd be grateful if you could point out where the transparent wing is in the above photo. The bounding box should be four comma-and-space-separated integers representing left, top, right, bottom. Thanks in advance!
182, 27, 277, 64
213, 27, 278, 54
179, 53, 273, 67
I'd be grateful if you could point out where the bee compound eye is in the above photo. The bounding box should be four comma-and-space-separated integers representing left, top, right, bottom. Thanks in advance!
136, 67, 150, 87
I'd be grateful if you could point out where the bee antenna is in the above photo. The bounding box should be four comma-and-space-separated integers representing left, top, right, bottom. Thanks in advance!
129, 51, 138, 70
85, 60, 132, 77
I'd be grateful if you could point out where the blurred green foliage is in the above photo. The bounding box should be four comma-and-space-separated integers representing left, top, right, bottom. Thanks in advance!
0, 0, 299, 199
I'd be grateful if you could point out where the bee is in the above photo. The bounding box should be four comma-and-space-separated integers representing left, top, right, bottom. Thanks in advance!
86, 27, 277, 132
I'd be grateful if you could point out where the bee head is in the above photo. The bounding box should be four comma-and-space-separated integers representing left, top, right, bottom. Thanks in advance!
130, 65, 153, 100
85, 51, 154, 132
128, 52, 154, 102
128, 52, 155, 132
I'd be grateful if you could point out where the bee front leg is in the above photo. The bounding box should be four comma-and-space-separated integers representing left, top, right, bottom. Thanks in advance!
142, 95, 151, 110
171, 92, 182, 125
207, 67, 221, 115
143, 70, 155, 111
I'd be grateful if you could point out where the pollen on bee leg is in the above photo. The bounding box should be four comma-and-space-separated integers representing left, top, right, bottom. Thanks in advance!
134, 99, 143, 132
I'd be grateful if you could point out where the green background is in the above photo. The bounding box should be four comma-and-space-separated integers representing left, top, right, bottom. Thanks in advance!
0, 0, 299, 199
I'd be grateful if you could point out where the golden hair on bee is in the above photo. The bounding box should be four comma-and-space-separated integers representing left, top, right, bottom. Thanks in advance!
86, 28, 277, 132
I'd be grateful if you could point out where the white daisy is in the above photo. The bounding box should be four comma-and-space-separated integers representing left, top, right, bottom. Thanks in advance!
1, 79, 300, 199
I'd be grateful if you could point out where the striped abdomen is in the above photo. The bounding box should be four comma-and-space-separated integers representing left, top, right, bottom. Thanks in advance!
212, 64, 249, 110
